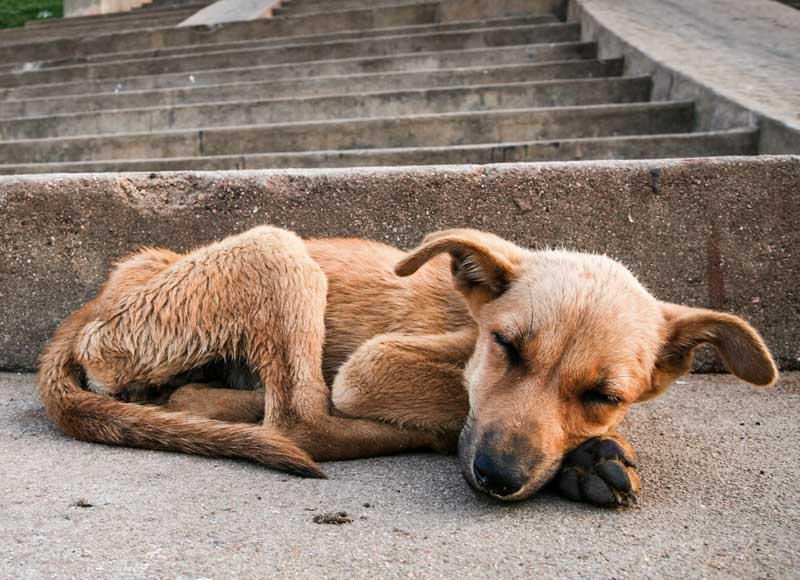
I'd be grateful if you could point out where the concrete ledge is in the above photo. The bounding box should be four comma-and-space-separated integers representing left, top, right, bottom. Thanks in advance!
0, 156, 797, 372
569, 0, 800, 154
178, 0, 283, 27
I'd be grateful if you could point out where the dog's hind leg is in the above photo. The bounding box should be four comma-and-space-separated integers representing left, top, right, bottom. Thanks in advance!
271, 287, 446, 459
162, 382, 440, 459
162, 383, 443, 460
75, 226, 449, 464
163, 383, 265, 424
63, 227, 339, 474
210, 232, 445, 460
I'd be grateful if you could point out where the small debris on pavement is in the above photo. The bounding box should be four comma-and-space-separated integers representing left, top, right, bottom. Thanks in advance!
313, 512, 352, 525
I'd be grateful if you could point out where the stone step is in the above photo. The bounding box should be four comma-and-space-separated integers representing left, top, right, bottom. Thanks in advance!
0, 102, 694, 164
275, 0, 437, 16
0, 130, 757, 174
0, 2, 440, 63
0, 23, 581, 88
0, 59, 623, 118
279, 0, 428, 8
282, 0, 412, 6
25, 14, 558, 71
135, 0, 210, 8
0, 42, 597, 99
0, 77, 651, 140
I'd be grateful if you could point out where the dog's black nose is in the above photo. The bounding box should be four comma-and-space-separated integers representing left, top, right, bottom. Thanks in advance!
473, 453, 526, 497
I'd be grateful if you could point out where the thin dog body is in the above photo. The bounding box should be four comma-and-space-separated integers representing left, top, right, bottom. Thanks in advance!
38, 227, 778, 506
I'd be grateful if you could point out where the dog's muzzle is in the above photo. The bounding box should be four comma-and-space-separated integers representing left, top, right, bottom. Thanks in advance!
472, 452, 527, 497
458, 419, 559, 501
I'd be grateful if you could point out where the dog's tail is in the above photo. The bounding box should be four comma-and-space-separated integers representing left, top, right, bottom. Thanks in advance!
37, 306, 324, 478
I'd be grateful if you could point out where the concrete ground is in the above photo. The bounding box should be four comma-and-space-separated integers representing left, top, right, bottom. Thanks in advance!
1, 371, 798, 579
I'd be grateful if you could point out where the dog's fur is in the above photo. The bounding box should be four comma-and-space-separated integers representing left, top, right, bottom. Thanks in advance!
38, 227, 778, 505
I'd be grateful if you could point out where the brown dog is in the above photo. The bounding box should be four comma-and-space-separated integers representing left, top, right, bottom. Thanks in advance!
38, 227, 777, 506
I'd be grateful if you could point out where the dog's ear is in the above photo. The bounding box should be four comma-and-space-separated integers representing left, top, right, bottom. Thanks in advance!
395, 229, 525, 304
644, 302, 778, 400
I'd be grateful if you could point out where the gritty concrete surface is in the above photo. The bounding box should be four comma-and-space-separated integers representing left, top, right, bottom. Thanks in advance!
1, 157, 797, 371
572, 0, 800, 152
1, 371, 798, 579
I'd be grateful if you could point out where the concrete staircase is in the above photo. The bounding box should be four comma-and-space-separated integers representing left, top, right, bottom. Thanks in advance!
0, 0, 758, 174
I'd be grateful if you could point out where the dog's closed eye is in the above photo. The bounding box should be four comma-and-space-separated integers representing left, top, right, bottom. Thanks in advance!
581, 384, 622, 406
492, 332, 523, 367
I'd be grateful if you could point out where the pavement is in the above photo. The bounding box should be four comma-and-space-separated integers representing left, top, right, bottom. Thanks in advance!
575, 0, 800, 150
1, 371, 798, 579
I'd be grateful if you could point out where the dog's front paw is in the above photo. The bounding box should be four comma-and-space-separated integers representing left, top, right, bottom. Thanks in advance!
555, 436, 640, 508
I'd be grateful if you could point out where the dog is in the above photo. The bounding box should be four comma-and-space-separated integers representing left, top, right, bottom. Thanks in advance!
38, 227, 778, 507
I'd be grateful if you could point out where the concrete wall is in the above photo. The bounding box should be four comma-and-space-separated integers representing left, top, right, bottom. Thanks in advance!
1, 157, 797, 372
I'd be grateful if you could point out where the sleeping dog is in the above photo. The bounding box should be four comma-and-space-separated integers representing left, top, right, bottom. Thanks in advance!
39, 227, 777, 506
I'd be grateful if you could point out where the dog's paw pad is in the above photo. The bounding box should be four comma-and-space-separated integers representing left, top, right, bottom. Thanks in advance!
555, 437, 640, 508
596, 459, 633, 492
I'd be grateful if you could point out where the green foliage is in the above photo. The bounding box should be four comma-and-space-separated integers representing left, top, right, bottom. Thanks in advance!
0, 0, 64, 29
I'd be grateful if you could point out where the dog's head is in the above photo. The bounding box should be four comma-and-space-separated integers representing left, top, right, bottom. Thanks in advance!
396, 229, 777, 501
